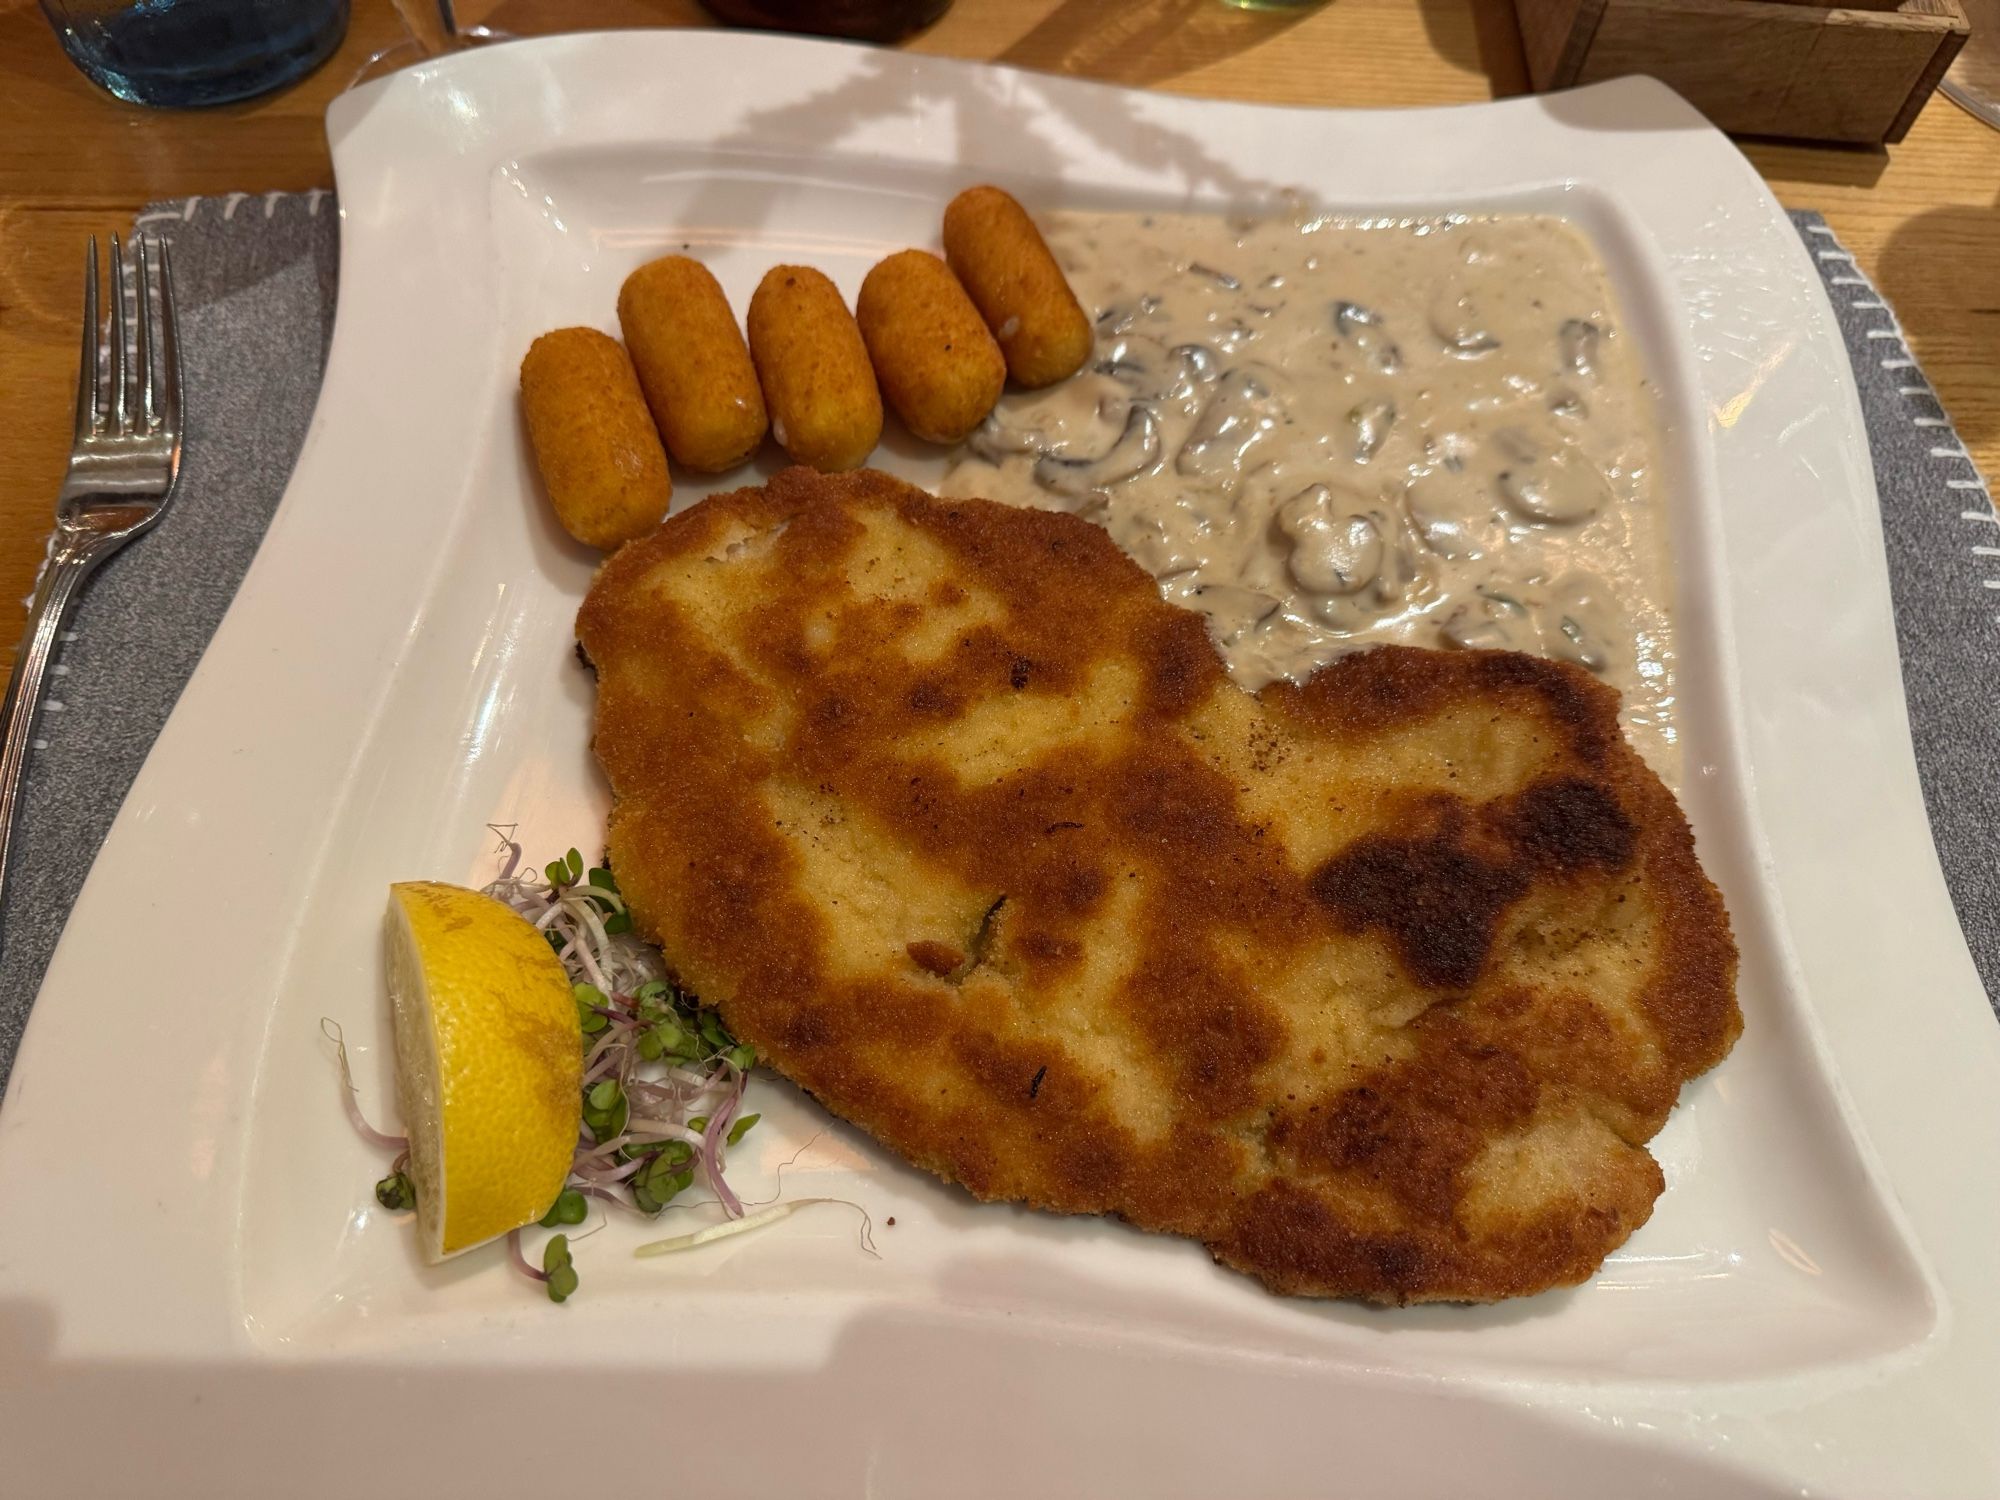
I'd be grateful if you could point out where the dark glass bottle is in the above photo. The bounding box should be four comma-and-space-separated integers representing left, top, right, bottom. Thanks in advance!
699, 0, 952, 44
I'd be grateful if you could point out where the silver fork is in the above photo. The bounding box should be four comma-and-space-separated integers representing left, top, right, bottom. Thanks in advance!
0, 235, 182, 933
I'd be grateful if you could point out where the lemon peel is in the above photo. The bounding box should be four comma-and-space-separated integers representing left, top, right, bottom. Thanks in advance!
387, 881, 582, 1261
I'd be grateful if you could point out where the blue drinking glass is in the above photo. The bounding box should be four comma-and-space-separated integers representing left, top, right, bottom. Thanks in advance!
41, 0, 351, 107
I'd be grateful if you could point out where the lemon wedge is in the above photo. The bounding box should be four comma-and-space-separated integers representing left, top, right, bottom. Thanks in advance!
386, 881, 582, 1261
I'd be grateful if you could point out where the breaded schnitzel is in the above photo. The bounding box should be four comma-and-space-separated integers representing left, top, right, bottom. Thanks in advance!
577, 468, 1740, 1303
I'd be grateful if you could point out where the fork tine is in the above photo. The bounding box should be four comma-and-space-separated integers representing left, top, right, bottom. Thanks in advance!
108, 234, 129, 433
134, 236, 156, 429
157, 237, 181, 442
73, 237, 100, 442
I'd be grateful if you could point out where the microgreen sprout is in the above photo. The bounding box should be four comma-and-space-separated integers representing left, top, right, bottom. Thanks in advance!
631, 1153, 696, 1214
481, 837, 776, 1283
544, 848, 584, 890
575, 982, 610, 1036
583, 1079, 629, 1141
542, 1234, 579, 1303
375, 1171, 417, 1211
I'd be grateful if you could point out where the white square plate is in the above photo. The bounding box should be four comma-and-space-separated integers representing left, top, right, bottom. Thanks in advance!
2, 33, 1996, 1497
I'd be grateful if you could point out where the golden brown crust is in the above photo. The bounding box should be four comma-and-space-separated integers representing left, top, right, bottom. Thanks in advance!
518, 328, 671, 549
942, 185, 1092, 389
617, 256, 768, 473
855, 251, 1006, 443
578, 468, 1742, 1304
747, 266, 883, 473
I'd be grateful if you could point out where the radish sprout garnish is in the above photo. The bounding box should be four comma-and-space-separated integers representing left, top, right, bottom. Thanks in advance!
320, 1020, 418, 1212
321, 1018, 408, 1153
508, 1226, 578, 1302
507, 1227, 546, 1284
375, 1168, 416, 1212
482, 835, 782, 1299
336, 831, 870, 1303
634, 1198, 880, 1259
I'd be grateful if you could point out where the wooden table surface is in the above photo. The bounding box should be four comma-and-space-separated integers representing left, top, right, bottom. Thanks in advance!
0, 0, 1995, 677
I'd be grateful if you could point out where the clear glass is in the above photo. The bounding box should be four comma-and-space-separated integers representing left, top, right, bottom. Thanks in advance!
344, 0, 499, 89
40, 0, 350, 107
1942, 0, 2000, 130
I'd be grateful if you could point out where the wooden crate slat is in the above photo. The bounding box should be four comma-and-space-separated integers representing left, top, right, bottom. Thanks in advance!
1515, 0, 1968, 143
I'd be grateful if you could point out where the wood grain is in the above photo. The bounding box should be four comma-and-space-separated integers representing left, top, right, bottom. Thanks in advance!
1756, 0, 1910, 12
1571, 0, 1966, 143
0, 0, 1995, 682
1514, 0, 1606, 90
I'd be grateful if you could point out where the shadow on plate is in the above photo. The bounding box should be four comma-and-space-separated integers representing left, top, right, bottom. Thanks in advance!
0, 1291, 1809, 1497
659, 42, 1291, 246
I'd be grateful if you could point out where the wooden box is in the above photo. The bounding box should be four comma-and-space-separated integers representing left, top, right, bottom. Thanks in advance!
1514, 0, 1970, 143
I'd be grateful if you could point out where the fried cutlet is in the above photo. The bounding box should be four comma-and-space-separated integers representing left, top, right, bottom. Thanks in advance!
577, 467, 1741, 1304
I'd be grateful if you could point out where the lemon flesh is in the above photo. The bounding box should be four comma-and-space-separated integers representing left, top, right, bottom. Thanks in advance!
386, 881, 582, 1261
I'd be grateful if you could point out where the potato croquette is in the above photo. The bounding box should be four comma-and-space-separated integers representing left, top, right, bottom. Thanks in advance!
747, 266, 883, 472
518, 328, 672, 550
942, 185, 1091, 389
617, 256, 768, 473
856, 250, 1005, 445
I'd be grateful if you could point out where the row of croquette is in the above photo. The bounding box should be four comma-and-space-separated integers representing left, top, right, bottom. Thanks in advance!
519, 184, 1090, 550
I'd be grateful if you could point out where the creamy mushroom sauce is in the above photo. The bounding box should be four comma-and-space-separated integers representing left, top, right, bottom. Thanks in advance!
940, 208, 1678, 778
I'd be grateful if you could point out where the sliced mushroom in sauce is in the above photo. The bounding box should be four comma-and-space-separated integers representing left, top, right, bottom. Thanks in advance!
1496, 445, 1611, 525
1035, 404, 1162, 497
1559, 318, 1602, 379
1428, 287, 1501, 359
940, 206, 1677, 779
1406, 467, 1498, 561
1176, 365, 1285, 484
1275, 486, 1385, 596
1347, 398, 1396, 464
1331, 300, 1404, 375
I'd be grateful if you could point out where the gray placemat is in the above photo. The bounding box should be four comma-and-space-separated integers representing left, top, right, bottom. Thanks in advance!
0, 192, 338, 1088
0, 196, 1993, 1091
1789, 210, 2000, 1002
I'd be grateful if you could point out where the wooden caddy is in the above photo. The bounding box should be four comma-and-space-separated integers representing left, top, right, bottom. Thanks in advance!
1514, 0, 1971, 144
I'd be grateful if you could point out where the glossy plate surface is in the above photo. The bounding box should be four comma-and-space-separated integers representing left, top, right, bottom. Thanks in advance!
1, 33, 1995, 1498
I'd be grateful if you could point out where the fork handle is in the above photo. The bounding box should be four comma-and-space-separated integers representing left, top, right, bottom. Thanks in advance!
0, 538, 107, 943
